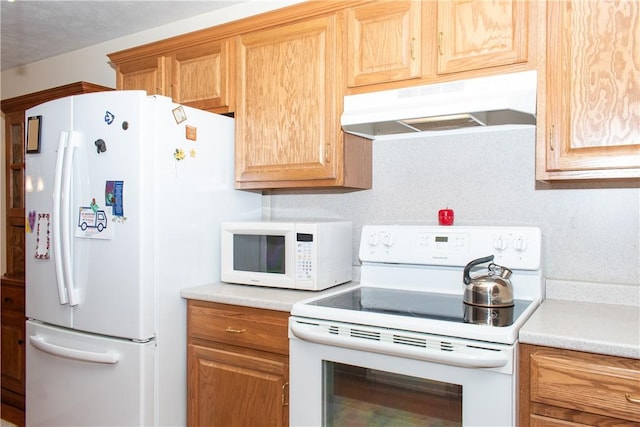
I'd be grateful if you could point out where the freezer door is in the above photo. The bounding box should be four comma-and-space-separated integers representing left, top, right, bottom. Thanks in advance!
25, 97, 75, 328
26, 320, 155, 426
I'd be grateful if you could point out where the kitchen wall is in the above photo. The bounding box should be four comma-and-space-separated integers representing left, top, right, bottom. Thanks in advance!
2, 1, 638, 287
267, 127, 640, 286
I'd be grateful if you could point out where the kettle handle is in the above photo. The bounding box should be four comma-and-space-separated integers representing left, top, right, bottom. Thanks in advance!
463, 255, 495, 285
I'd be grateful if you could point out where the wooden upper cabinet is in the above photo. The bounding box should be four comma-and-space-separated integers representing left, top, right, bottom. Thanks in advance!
344, 0, 531, 90
235, 13, 371, 190
115, 56, 165, 96
170, 40, 232, 112
538, 0, 640, 181
346, 1, 423, 87
110, 39, 232, 113
436, 0, 528, 74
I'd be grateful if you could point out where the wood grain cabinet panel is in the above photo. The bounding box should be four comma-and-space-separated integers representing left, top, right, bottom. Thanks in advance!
187, 300, 289, 427
346, 0, 423, 87
1, 278, 26, 410
519, 344, 640, 426
170, 40, 232, 111
116, 56, 165, 96
235, 12, 371, 190
111, 39, 232, 113
436, 0, 528, 74
538, 0, 640, 181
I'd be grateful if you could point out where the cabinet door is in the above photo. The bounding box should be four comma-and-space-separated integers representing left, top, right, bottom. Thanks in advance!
116, 56, 166, 96
4, 112, 25, 276
539, 0, 640, 180
171, 40, 232, 112
1, 283, 26, 409
188, 344, 288, 427
346, 1, 422, 87
437, 0, 528, 74
235, 15, 342, 188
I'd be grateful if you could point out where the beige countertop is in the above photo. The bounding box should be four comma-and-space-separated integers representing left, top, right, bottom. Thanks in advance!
182, 279, 640, 360
519, 280, 640, 359
180, 281, 356, 312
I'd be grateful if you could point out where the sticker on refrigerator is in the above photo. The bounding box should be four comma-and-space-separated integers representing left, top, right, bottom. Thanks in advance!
172, 106, 187, 124
27, 210, 37, 233
34, 213, 50, 259
104, 111, 115, 125
105, 180, 124, 218
185, 125, 197, 141
76, 204, 113, 240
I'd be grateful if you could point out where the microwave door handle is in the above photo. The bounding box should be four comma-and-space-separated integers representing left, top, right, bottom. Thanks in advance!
290, 321, 508, 369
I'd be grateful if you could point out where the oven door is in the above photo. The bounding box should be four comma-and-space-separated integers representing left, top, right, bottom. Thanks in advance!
289, 318, 517, 427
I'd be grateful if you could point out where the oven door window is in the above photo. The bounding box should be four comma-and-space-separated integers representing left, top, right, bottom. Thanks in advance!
323, 361, 462, 426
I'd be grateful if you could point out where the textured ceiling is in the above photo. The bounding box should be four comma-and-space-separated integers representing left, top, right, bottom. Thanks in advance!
1, 1, 238, 71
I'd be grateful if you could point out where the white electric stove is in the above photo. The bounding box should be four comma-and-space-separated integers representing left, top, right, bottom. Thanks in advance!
289, 225, 542, 427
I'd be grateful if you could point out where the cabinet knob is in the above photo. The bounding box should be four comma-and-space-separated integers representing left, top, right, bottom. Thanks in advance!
282, 382, 289, 407
4, 297, 11, 304
18, 339, 24, 345
410, 37, 416, 61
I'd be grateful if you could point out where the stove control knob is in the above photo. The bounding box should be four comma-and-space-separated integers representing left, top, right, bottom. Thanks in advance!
513, 235, 528, 252
493, 235, 509, 252
367, 232, 380, 247
382, 232, 394, 247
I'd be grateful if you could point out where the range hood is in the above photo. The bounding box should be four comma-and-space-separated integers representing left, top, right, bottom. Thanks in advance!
341, 70, 537, 139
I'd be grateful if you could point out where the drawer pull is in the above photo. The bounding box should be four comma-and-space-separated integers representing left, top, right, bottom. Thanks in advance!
225, 327, 246, 334
626, 393, 640, 404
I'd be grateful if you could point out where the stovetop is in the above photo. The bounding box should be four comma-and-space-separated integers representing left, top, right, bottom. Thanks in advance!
290, 225, 543, 345
308, 286, 533, 327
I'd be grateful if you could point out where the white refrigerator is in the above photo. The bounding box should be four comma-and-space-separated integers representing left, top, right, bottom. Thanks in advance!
24, 91, 261, 426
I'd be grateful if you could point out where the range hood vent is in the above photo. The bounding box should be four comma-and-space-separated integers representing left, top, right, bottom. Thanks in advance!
341, 71, 537, 139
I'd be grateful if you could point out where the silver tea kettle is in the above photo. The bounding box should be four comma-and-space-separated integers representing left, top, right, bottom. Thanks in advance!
463, 255, 514, 307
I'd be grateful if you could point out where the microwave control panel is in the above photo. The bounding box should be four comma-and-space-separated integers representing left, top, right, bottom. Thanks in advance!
296, 233, 314, 280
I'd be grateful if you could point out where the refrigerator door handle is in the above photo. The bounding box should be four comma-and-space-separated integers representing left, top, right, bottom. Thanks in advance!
53, 132, 70, 305
29, 335, 120, 364
61, 131, 80, 306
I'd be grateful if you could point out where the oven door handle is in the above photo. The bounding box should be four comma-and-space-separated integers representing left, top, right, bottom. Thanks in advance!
290, 321, 509, 369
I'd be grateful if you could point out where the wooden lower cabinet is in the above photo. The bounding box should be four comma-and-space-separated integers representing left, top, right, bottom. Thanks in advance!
1, 276, 26, 410
187, 300, 289, 427
519, 344, 640, 426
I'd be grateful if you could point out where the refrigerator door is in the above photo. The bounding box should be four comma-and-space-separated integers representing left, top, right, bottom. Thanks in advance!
26, 96, 75, 328
27, 91, 155, 340
26, 320, 155, 426
65, 91, 154, 340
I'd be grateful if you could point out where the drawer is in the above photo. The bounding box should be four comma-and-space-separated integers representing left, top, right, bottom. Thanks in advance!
188, 300, 289, 355
1, 284, 25, 312
530, 349, 640, 422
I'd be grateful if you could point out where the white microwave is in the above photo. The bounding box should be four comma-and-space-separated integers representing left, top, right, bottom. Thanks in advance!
221, 221, 352, 291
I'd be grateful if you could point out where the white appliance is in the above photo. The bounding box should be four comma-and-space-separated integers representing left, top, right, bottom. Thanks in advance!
290, 225, 542, 426
341, 70, 537, 139
24, 91, 261, 426
221, 221, 352, 291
